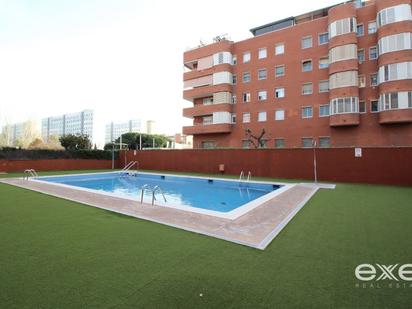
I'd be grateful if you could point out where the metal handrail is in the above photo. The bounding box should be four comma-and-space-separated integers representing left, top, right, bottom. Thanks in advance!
122, 161, 137, 172
247, 171, 251, 182
23, 169, 38, 180
152, 185, 167, 205
140, 184, 150, 203
239, 171, 244, 182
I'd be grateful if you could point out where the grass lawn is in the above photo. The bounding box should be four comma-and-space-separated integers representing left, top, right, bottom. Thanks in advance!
1, 170, 411, 308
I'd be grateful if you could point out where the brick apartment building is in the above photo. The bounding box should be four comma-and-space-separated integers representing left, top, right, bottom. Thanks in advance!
182, 0, 412, 148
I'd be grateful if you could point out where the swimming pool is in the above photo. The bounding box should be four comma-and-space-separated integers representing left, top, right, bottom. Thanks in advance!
34, 172, 292, 219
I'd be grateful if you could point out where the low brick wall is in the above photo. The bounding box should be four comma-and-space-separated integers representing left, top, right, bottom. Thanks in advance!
0, 159, 115, 173
120, 148, 412, 186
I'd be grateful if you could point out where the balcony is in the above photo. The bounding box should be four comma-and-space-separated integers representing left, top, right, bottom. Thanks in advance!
379, 109, 412, 124
330, 113, 360, 126
183, 84, 233, 100
183, 103, 233, 118
184, 63, 232, 81
183, 123, 232, 135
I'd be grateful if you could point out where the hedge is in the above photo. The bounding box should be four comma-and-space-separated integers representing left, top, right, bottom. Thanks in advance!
0, 148, 118, 160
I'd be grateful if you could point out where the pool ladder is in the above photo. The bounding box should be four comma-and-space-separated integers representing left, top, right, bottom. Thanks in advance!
23, 169, 38, 180
140, 184, 167, 205
239, 171, 252, 184
121, 161, 139, 176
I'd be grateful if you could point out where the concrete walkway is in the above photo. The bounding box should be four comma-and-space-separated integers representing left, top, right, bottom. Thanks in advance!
1, 178, 333, 249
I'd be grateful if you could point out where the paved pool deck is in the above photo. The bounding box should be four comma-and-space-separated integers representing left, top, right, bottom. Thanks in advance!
0, 177, 335, 250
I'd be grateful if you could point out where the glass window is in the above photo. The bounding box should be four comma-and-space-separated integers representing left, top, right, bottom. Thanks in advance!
275, 88, 285, 98
232, 74, 237, 84
242, 140, 250, 149
232, 55, 237, 65
358, 49, 365, 62
319, 33, 329, 45
243, 92, 250, 103
319, 104, 330, 117
243, 52, 251, 63
302, 106, 313, 118
275, 43, 285, 55
203, 116, 213, 125
243, 72, 251, 83
358, 75, 366, 88
275, 139, 285, 148
258, 69, 267, 80
302, 138, 313, 148
370, 74, 378, 86
231, 113, 237, 124
369, 46, 378, 60
368, 21, 377, 34
302, 36, 313, 49
243, 113, 251, 123
319, 137, 330, 148
409, 91, 412, 108
319, 57, 329, 69
302, 83, 313, 95
275, 65, 285, 77
371, 100, 379, 112
258, 48, 267, 59
258, 90, 267, 101
359, 101, 366, 113
319, 80, 329, 93
232, 95, 237, 104
357, 24, 364, 36
201, 141, 216, 149
258, 111, 267, 122
275, 110, 285, 121
302, 60, 312, 72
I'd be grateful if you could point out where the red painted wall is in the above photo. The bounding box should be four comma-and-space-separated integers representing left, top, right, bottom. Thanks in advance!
0, 159, 115, 173
120, 148, 412, 186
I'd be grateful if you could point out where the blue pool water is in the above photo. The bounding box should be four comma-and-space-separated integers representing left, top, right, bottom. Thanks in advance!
37, 172, 281, 213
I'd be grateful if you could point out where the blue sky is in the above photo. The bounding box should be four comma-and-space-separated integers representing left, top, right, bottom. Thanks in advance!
0, 0, 342, 146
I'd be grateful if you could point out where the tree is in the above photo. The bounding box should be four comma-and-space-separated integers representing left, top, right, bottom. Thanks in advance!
59, 134, 92, 150
245, 128, 267, 149
104, 133, 171, 150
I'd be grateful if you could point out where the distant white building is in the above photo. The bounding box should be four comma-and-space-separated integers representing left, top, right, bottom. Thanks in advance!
146, 120, 156, 135
1, 122, 25, 146
105, 119, 141, 143
41, 110, 94, 141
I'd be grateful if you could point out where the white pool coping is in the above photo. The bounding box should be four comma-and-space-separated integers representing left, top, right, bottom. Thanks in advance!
30, 171, 296, 220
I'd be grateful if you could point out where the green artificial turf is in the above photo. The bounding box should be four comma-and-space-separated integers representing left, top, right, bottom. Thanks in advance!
0, 170, 411, 308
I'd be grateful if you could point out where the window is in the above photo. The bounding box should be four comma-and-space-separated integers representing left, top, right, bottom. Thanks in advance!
329, 71, 358, 89
368, 21, 377, 34
275, 88, 285, 98
203, 97, 213, 105
302, 106, 313, 118
319, 104, 330, 117
242, 72, 251, 83
232, 74, 237, 84
409, 92, 412, 108
330, 97, 359, 114
329, 44, 357, 63
232, 55, 237, 65
358, 49, 365, 62
358, 75, 366, 88
319, 32, 329, 45
243, 52, 251, 63
302, 83, 313, 95
258, 90, 267, 101
275, 139, 285, 148
242, 140, 250, 149
371, 100, 379, 112
275, 65, 285, 77
275, 110, 285, 121
258, 48, 267, 59
369, 46, 378, 60
301, 36, 312, 49
379, 92, 401, 110
359, 101, 366, 113
302, 138, 313, 148
329, 17, 357, 38
370, 73, 378, 86
377, 4, 412, 28
357, 24, 364, 36
319, 57, 329, 69
378, 33, 412, 55
201, 141, 216, 149
319, 137, 330, 148
231, 113, 237, 124
319, 80, 329, 93
243, 113, 251, 123
275, 43, 284, 55
302, 60, 312, 72
258, 111, 267, 122
258, 69, 267, 80
203, 116, 213, 125
232, 95, 237, 104
243, 92, 250, 103
378, 61, 412, 83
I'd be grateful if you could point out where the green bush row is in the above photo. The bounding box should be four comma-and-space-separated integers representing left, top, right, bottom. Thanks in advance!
0, 148, 118, 160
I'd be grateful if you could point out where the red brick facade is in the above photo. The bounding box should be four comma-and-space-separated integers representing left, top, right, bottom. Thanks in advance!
183, 0, 412, 149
